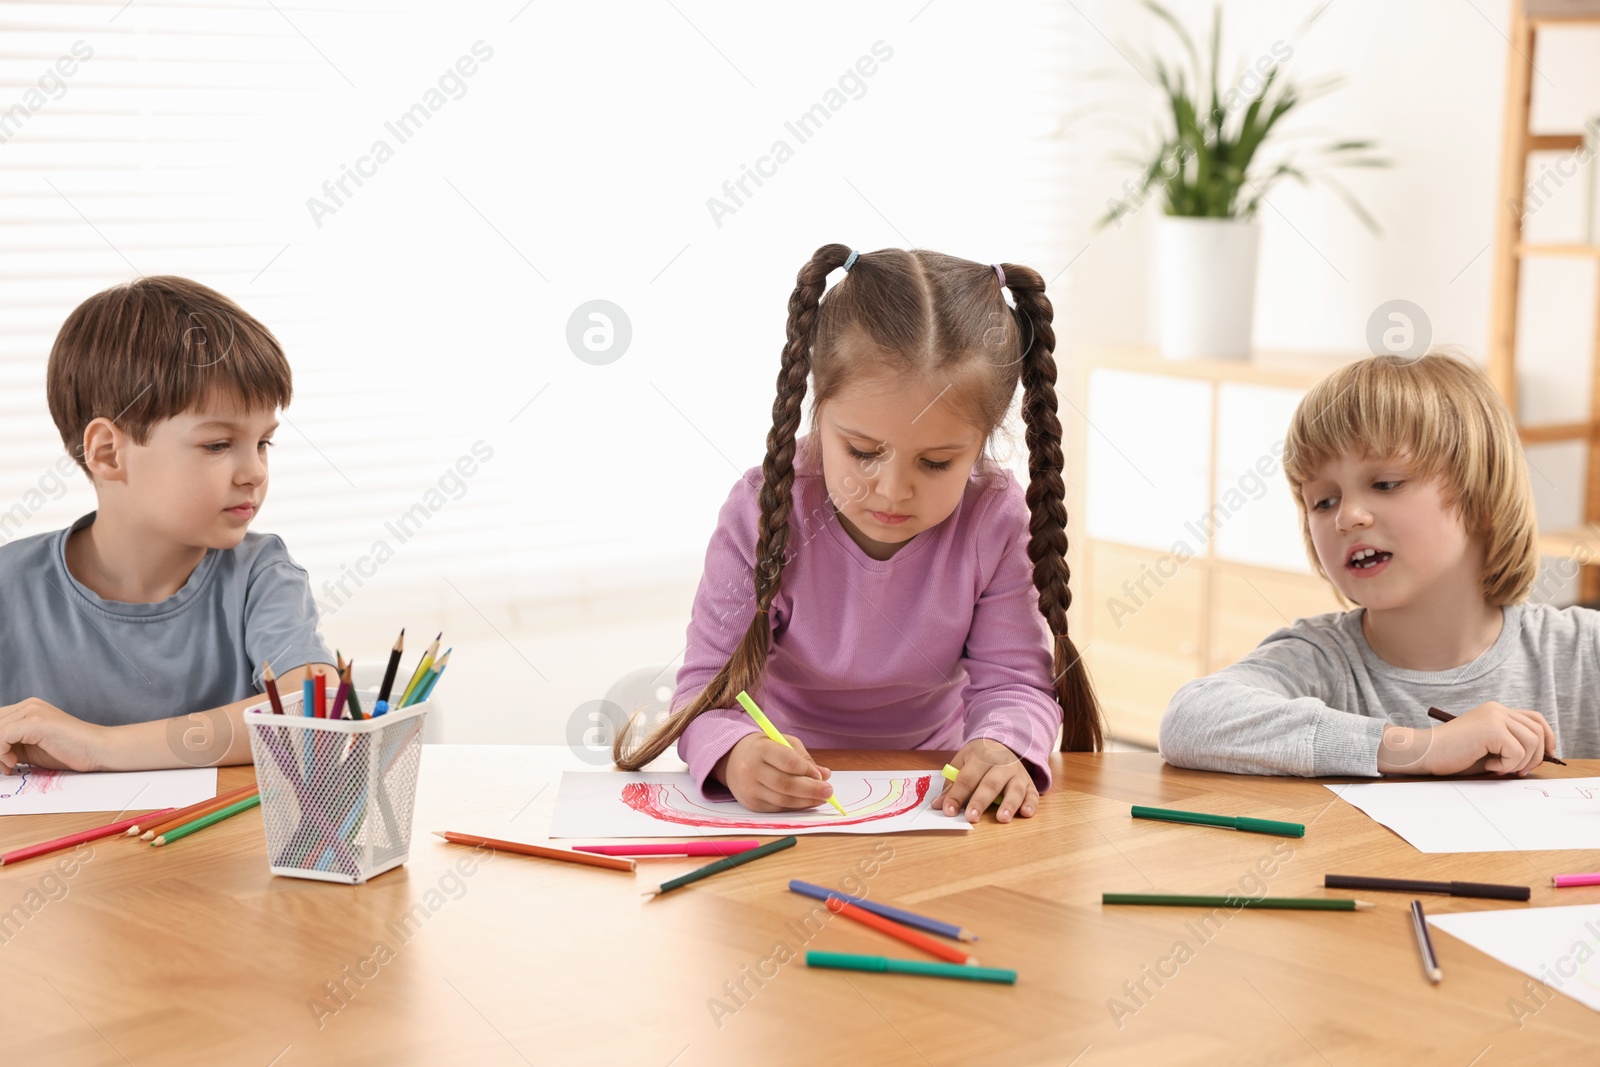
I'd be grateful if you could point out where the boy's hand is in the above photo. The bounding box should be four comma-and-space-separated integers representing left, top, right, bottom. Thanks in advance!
1379, 701, 1557, 777
938, 737, 1039, 824
0, 698, 105, 773
714, 732, 835, 812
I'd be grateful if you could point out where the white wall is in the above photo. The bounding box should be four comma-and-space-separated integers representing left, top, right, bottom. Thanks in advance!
0, 2, 1079, 743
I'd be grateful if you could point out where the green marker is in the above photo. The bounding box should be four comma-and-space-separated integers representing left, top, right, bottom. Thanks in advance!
1102, 893, 1372, 911
1131, 804, 1305, 838
806, 951, 1017, 984
735, 691, 846, 816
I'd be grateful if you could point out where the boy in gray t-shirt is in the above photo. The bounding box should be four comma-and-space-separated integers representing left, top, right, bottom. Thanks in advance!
0, 276, 333, 772
1161, 353, 1598, 777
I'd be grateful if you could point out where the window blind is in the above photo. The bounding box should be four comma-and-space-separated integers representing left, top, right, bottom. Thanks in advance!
0, 1, 1082, 625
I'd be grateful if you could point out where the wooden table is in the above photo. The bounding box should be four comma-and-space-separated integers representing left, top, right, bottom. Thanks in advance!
6, 748, 1600, 1066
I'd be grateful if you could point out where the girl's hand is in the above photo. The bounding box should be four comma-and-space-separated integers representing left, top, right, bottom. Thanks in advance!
1378, 701, 1557, 777
715, 732, 835, 812
0, 698, 106, 773
939, 737, 1039, 824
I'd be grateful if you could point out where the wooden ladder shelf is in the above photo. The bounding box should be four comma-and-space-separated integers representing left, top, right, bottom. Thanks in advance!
1488, 0, 1600, 595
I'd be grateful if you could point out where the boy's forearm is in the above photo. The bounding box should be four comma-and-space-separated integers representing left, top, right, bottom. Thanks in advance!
95, 663, 334, 771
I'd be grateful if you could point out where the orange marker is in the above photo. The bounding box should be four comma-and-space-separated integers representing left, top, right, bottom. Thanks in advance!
826, 896, 978, 965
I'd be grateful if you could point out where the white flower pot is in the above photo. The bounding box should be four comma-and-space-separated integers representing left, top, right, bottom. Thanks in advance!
1156, 216, 1260, 361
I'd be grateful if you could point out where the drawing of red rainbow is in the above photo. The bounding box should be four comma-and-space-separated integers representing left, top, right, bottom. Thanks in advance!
621, 774, 931, 830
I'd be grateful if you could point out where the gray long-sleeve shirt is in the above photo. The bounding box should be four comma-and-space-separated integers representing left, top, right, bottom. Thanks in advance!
1158, 603, 1600, 776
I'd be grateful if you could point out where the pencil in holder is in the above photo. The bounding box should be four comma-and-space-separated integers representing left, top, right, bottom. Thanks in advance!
243, 690, 431, 884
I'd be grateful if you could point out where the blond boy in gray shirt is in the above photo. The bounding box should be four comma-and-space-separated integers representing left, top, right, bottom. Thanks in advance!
1160, 353, 1598, 777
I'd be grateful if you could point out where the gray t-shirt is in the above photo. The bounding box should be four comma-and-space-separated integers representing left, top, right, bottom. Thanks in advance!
0, 513, 332, 725
1159, 603, 1600, 777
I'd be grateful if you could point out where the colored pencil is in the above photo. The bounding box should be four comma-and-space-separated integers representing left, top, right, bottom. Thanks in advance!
734, 691, 845, 816
151, 794, 262, 846
3, 807, 176, 866
261, 660, 286, 716
302, 678, 315, 718
1325, 873, 1530, 901
330, 670, 352, 721
432, 830, 636, 872
408, 649, 450, 706
1411, 899, 1442, 982
1131, 804, 1305, 838
1427, 706, 1566, 766
313, 669, 328, 719
573, 840, 762, 857
399, 632, 441, 708
416, 649, 450, 702
824, 896, 976, 965
377, 628, 405, 706
1103, 893, 1373, 911
136, 784, 258, 839
1552, 872, 1600, 887
642, 835, 797, 898
344, 662, 365, 720
805, 951, 1016, 985
789, 879, 978, 942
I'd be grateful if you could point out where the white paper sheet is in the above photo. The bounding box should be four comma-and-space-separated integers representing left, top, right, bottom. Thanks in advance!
1429, 905, 1600, 1012
548, 769, 969, 838
0, 765, 219, 817
1327, 777, 1600, 852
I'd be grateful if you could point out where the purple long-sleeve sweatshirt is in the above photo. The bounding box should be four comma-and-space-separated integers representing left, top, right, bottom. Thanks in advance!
674, 445, 1064, 792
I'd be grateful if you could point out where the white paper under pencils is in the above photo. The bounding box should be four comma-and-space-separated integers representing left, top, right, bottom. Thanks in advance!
548, 769, 969, 838
1429, 905, 1600, 1013
1327, 777, 1600, 852
0, 765, 218, 816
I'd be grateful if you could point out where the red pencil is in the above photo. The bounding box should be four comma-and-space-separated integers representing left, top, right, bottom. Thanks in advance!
3, 808, 176, 866
573, 840, 763, 857
314, 670, 328, 719
825, 896, 979, 965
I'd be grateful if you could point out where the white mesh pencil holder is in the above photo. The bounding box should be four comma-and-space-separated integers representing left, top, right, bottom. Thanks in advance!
243, 691, 430, 884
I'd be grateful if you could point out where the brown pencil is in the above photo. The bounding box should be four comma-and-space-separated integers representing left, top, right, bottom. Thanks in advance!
261, 660, 286, 716
1426, 707, 1567, 766
432, 830, 636, 872
137, 785, 259, 840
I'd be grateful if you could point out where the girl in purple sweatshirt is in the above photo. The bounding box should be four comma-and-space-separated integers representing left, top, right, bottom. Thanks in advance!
614, 244, 1101, 825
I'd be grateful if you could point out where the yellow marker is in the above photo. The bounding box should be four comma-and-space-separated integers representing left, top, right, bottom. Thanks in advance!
735, 691, 846, 816
941, 763, 1001, 808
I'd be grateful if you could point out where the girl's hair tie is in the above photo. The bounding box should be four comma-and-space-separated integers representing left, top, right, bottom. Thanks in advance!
843, 249, 859, 272
992, 263, 1006, 287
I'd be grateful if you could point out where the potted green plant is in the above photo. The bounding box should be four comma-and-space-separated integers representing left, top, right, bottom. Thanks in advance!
1104, 2, 1386, 360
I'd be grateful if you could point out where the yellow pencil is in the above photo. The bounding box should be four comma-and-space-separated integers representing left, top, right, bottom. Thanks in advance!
398, 631, 441, 706
734, 690, 846, 816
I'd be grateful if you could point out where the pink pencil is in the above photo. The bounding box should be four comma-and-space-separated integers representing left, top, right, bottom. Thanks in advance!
573, 840, 764, 857
1552, 872, 1600, 888
1, 808, 176, 866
